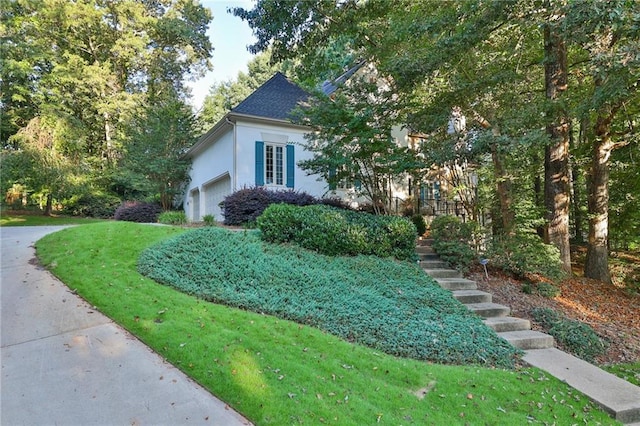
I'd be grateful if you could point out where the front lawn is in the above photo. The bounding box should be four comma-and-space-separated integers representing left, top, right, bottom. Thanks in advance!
36, 222, 618, 425
0, 210, 106, 226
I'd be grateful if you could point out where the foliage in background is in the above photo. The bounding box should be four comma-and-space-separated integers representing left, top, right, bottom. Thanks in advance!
257, 204, 417, 260
1, 0, 211, 214
61, 192, 122, 218
139, 226, 519, 368
429, 215, 478, 272
486, 232, 566, 281
158, 211, 187, 226
114, 201, 161, 223
121, 96, 196, 210
531, 307, 609, 363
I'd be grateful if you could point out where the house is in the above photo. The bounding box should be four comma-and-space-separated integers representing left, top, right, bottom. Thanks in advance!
185, 68, 475, 223
183, 72, 328, 222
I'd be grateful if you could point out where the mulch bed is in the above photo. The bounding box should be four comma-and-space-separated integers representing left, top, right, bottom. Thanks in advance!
470, 268, 640, 365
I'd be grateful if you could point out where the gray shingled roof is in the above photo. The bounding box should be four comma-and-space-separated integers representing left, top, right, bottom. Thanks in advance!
231, 72, 309, 121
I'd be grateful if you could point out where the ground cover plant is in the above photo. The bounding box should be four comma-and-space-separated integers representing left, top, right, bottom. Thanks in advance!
139, 226, 516, 367
35, 222, 618, 425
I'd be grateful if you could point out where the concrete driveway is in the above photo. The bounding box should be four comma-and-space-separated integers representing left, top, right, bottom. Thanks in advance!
1, 226, 251, 425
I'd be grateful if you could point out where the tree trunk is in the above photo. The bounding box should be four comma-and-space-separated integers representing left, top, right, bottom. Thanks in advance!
473, 112, 514, 234
543, 23, 572, 273
584, 112, 614, 284
44, 193, 53, 216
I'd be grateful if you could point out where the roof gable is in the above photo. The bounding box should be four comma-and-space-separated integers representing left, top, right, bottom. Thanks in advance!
231, 72, 309, 121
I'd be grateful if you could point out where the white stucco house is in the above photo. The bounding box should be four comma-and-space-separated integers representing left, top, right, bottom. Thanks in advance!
183, 72, 328, 222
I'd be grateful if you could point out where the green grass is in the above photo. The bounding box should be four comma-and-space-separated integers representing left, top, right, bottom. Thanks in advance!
603, 362, 640, 386
35, 222, 619, 425
0, 211, 106, 226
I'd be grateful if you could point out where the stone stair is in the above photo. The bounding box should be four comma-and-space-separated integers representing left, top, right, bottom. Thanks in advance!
416, 237, 640, 424
416, 238, 554, 351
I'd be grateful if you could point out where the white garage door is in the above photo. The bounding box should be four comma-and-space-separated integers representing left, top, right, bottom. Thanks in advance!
203, 175, 231, 222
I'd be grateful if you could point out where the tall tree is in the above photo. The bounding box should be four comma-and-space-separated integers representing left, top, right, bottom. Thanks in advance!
123, 96, 197, 210
562, 1, 640, 282
543, 13, 572, 273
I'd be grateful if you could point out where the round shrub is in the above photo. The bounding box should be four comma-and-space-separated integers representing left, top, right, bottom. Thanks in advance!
114, 201, 161, 223
486, 232, 566, 281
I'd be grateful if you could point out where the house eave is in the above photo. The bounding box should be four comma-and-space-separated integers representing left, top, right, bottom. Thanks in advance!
186, 112, 310, 159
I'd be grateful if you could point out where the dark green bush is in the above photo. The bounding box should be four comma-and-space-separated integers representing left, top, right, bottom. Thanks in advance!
429, 215, 477, 271
62, 192, 122, 218
114, 201, 161, 223
531, 307, 608, 362
138, 227, 521, 368
158, 211, 187, 225
411, 214, 427, 237
221, 187, 318, 226
487, 232, 566, 281
257, 204, 417, 260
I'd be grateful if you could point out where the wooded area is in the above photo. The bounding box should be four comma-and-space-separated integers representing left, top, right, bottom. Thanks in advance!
232, 0, 639, 283
2, 1, 638, 285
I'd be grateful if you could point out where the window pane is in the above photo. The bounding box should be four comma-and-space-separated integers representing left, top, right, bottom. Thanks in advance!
276, 146, 283, 185
266, 145, 273, 184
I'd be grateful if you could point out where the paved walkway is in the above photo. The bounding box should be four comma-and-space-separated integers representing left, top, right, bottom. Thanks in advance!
1, 226, 252, 425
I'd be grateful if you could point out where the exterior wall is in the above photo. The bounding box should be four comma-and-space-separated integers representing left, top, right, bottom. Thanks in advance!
184, 128, 234, 221
233, 119, 327, 196
184, 118, 328, 222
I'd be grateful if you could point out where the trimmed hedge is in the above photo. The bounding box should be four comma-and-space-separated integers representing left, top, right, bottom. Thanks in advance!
257, 203, 417, 260
62, 192, 122, 218
138, 227, 521, 368
114, 201, 162, 223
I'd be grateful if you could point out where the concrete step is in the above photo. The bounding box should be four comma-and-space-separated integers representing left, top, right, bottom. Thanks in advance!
484, 316, 531, 332
452, 289, 492, 304
419, 260, 449, 269
498, 330, 554, 350
416, 245, 436, 255
416, 238, 434, 247
418, 252, 440, 261
524, 348, 640, 424
435, 278, 477, 291
465, 302, 510, 318
423, 268, 462, 278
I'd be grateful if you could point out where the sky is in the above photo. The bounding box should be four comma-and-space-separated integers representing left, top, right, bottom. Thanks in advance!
187, 0, 257, 111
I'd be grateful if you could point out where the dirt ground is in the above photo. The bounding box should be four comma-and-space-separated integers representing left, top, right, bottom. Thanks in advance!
470, 265, 640, 365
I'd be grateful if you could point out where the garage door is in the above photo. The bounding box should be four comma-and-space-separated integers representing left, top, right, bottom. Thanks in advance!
203, 175, 231, 222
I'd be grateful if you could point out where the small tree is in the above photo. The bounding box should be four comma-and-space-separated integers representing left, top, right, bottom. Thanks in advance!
123, 96, 195, 210
297, 76, 411, 215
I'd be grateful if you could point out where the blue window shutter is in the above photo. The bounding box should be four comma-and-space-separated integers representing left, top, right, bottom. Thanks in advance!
286, 144, 295, 188
434, 181, 441, 200
255, 141, 264, 186
354, 179, 361, 190
328, 167, 337, 190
